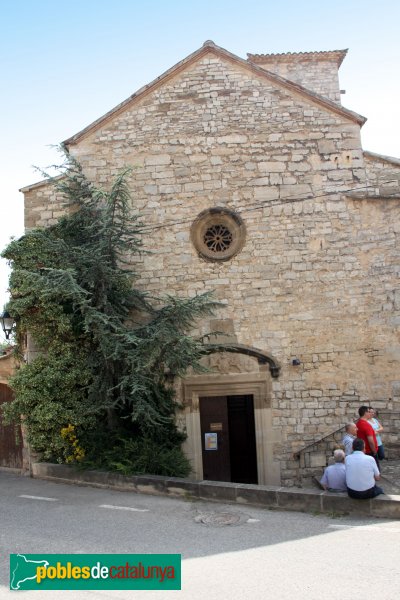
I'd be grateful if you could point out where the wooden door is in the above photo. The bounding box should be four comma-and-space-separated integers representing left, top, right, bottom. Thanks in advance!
199, 394, 258, 484
200, 396, 231, 482
0, 383, 23, 468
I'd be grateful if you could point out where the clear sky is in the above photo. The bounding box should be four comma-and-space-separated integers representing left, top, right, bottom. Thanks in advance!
1, 0, 399, 340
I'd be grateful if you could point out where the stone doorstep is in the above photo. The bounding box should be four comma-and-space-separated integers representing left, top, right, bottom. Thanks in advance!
31, 463, 400, 519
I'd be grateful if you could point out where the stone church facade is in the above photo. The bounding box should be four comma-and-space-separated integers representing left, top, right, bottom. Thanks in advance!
22, 42, 400, 486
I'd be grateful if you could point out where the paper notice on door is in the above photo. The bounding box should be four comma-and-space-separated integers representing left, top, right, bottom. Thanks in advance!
205, 432, 218, 450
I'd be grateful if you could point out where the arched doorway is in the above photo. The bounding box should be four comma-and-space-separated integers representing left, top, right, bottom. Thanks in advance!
181, 345, 282, 485
0, 383, 23, 469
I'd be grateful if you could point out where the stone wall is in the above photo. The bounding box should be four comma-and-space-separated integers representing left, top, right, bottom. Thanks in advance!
22, 177, 69, 231
364, 151, 400, 197
248, 50, 346, 103
0, 351, 17, 385
23, 49, 400, 485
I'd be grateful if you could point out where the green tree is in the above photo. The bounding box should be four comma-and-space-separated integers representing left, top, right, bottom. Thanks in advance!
1, 154, 219, 476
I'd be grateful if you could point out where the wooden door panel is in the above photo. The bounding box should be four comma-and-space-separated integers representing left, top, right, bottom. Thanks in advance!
199, 396, 231, 482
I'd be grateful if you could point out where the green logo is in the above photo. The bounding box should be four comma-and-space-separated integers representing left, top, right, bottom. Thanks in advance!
10, 554, 181, 590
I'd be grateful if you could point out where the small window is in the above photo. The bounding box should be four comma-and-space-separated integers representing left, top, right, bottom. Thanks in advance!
190, 208, 246, 261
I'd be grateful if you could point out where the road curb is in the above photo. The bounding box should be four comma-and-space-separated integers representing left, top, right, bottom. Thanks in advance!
31, 462, 400, 519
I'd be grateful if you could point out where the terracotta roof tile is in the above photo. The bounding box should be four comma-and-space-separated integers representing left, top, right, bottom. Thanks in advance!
247, 50, 348, 68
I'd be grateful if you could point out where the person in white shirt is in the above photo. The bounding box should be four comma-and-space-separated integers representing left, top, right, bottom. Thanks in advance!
345, 438, 384, 499
369, 407, 385, 460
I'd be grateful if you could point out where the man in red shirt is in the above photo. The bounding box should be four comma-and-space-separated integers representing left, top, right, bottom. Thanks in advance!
356, 405, 379, 468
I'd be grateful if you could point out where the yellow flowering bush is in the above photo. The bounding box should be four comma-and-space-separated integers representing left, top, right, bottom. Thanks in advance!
60, 424, 85, 463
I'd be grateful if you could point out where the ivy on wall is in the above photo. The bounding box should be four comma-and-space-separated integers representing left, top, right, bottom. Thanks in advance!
1, 153, 219, 476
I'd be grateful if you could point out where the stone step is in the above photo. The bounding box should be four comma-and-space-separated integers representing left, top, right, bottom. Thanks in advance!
31, 462, 400, 519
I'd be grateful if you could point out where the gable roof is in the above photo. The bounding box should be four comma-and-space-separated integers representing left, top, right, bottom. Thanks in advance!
64, 40, 366, 147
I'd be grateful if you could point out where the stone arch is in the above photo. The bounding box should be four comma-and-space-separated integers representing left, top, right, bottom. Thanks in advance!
203, 343, 281, 378
180, 343, 282, 486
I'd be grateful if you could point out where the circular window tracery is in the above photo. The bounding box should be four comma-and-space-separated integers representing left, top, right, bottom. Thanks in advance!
191, 208, 246, 262
203, 224, 233, 253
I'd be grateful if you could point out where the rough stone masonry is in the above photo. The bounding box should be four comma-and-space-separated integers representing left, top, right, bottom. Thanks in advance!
21, 42, 400, 486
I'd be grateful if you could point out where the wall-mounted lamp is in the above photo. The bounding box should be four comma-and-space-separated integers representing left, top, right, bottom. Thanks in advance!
0, 311, 15, 340
292, 358, 301, 366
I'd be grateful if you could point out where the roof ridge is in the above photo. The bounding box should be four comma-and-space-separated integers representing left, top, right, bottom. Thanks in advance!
248, 49, 347, 57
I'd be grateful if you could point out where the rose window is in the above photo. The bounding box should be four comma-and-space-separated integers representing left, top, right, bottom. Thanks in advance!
191, 208, 246, 262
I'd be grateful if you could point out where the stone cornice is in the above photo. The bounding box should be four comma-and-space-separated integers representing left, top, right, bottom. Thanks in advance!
363, 150, 400, 167
19, 174, 64, 193
345, 192, 400, 200
63, 41, 365, 148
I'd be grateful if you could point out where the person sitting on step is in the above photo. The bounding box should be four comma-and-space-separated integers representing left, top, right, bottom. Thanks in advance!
345, 438, 384, 499
320, 449, 347, 492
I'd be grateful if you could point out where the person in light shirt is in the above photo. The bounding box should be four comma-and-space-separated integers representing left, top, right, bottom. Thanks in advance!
345, 438, 383, 499
342, 423, 357, 455
369, 407, 385, 460
320, 449, 346, 492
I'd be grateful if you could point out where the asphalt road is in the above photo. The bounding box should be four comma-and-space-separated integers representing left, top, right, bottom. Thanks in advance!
1, 470, 399, 599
